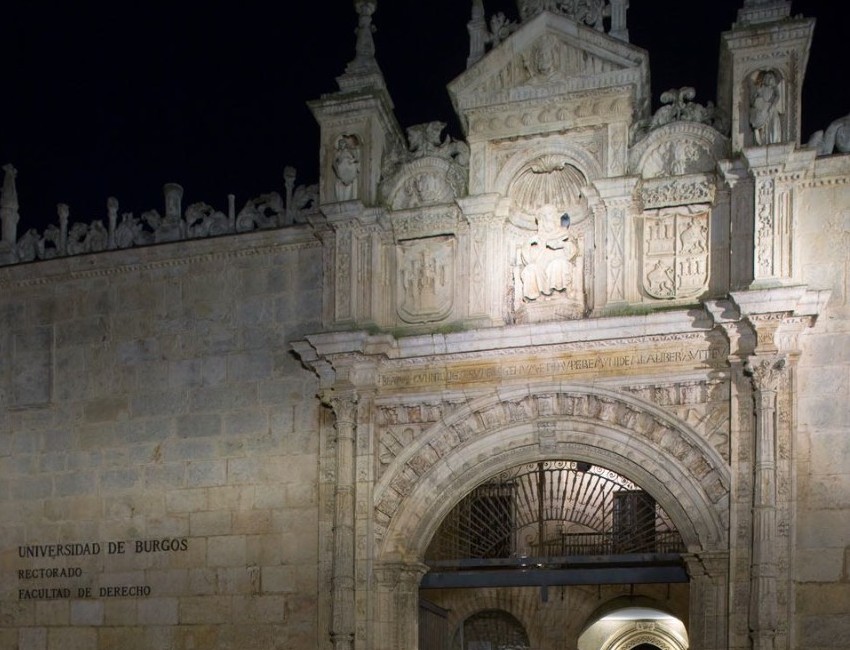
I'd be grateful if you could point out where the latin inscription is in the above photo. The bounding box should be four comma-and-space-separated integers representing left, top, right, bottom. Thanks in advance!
14, 538, 188, 600
380, 344, 722, 389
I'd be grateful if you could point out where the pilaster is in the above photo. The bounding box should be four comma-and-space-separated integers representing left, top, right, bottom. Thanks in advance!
593, 176, 639, 310
728, 286, 829, 650
327, 394, 359, 650
684, 551, 730, 650
372, 561, 429, 650
458, 193, 505, 326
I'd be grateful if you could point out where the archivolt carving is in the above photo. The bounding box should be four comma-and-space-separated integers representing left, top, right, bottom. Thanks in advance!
374, 384, 730, 560
624, 379, 730, 461
601, 623, 687, 650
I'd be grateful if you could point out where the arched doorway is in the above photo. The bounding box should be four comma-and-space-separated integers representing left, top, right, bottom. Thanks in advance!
373, 385, 730, 650
419, 460, 689, 650
578, 601, 689, 650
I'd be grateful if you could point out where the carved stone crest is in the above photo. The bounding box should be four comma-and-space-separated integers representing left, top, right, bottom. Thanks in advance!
641, 205, 710, 300
396, 235, 455, 324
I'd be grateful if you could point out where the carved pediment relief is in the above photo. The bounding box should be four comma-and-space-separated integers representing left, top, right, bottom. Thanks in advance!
630, 122, 730, 179
449, 12, 649, 118
484, 33, 621, 95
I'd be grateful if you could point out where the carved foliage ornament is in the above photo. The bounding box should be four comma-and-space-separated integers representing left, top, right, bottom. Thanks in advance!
745, 355, 787, 393
642, 204, 710, 300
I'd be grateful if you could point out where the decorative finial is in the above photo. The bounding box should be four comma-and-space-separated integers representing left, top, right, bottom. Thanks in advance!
467, 1, 487, 68
336, 1, 386, 92
353, 1, 377, 64
1, 164, 20, 246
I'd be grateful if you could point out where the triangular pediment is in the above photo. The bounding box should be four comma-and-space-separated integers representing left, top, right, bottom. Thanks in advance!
449, 11, 649, 132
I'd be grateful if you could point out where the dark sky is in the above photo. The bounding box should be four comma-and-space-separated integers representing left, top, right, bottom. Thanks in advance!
1, 1, 847, 232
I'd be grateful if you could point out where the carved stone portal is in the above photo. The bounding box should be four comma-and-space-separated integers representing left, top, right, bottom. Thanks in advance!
642, 205, 710, 300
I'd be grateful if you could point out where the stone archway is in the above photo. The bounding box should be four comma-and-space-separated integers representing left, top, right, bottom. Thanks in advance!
371, 383, 730, 650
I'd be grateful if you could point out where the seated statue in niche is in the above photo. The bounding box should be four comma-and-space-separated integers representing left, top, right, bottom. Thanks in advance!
749, 69, 784, 145
519, 204, 579, 301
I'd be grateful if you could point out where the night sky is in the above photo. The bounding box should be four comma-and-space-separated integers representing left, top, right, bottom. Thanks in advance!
1, 1, 848, 232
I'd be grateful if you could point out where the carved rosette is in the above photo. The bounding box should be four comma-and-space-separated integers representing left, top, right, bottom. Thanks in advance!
641, 205, 711, 300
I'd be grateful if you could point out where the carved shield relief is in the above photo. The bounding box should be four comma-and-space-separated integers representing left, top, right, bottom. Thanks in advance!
396, 235, 455, 324
641, 208, 710, 300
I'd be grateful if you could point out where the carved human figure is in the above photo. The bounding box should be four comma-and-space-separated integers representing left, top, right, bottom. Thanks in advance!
520, 204, 578, 300
526, 36, 561, 83
332, 134, 360, 201
114, 213, 139, 249
749, 70, 784, 145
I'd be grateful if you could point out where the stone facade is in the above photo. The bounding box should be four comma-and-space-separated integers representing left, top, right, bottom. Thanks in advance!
1, 1, 849, 649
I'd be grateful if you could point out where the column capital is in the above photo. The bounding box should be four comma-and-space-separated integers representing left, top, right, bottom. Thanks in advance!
745, 355, 787, 393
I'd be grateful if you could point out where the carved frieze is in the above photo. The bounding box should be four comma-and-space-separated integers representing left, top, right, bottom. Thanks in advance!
640, 174, 716, 210
466, 89, 632, 141
641, 204, 711, 300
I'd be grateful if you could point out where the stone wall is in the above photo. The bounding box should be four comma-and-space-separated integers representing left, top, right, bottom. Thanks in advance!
0, 227, 323, 649
793, 158, 850, 650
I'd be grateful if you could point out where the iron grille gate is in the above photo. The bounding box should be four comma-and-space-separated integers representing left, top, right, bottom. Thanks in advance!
423, 460, 687, 588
